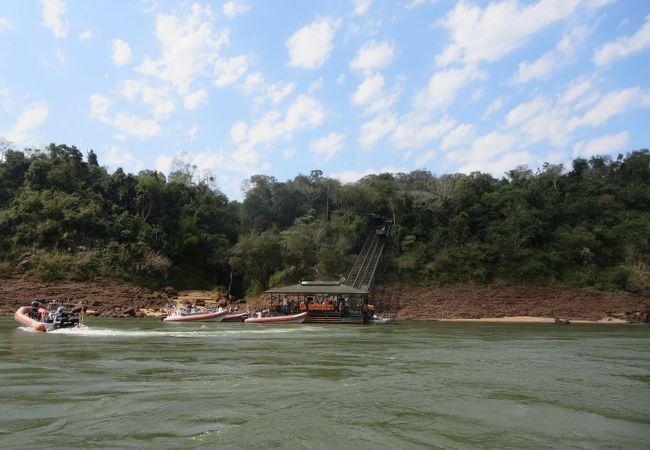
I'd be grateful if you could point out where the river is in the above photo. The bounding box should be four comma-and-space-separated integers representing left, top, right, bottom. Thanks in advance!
1, 318, 649, 449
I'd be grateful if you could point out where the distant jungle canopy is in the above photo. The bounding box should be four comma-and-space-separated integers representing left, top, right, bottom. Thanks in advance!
0, 143, 648, 296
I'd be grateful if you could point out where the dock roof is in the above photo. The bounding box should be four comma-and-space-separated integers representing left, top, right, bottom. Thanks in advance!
264, 282, 365, 295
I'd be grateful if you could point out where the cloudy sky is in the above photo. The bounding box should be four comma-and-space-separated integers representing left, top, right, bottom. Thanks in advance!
0, 0, 648, 199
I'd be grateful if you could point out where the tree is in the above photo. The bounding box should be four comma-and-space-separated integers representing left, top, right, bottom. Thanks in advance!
229, 230, 284, 291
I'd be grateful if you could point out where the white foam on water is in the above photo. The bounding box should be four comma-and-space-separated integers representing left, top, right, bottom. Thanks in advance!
48, 324, 322, 338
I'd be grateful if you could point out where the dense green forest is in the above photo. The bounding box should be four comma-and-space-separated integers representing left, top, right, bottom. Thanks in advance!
0, 143, 648, 296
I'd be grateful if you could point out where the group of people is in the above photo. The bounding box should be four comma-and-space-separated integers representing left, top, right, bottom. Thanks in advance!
28, 301, 67, 322
266, 295, 351, 315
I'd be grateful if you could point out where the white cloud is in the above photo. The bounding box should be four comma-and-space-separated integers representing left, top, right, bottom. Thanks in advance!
513, 53, 558, 84
79, 29, 92, 40
460, 151, 532, 176
265, 81, 296, 105
406, 0, 438, 10
349, 40, 396, 74
183, 89, 207, 110
0, 79, 11, 109
482, 97, 504, 119
55, 48, 65, 65
287, 17, 341, 69
447, 131, 523, 175
310, 132, 346, 160
90, 94, 110, 119
351, 73, 400, 114
188, 124, 200, 141
505, 97, 550, 128
230, 121, 247, 143
405, 0, 427, 10
242, 72, 263, 93
573, 131, 629, 157
336, 74, 346, 84
283, 147, 296, 159
112, 112, 161, 139
89, 93, 161, 139
214, 55, 248, 86
118, 5, 247, 122
223, 95, 327, 173
414, 65, 485, 111
155, 154, 174, 174
568, 87, 640, 129
118, 80, 175, 118
594, 15, 650, 66
111, 39, 133, 66
513, 26, 589, 84
352, 0, 373, 16
498, 80, 647, 152
308, 77, 324, 94
104, 145, 135, 166
3, 102, 49, 144
285, 94, 326, 131
441, 124, 475, 150
40, 0, 69, 38
504, 95, 572, 147
414, 149, 437, 167
223, 1, 251, 19
0, 17, 14, 31
359, 114, 397, 147
560, 76, 594, 105
242, 72, 295, 106
391, 115, 455, 149
330, 166, 405, 184
436, 0, 593, 67
136, 5, 229, 95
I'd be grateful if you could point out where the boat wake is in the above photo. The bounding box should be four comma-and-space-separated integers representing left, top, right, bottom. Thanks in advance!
36, 325, 324, 338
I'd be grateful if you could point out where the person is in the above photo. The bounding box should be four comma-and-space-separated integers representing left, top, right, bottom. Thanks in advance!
53, 306, 65, 324
281, 296, 288, 315
29, 301, 41, 320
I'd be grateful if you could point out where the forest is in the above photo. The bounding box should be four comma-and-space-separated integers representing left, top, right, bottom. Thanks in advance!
0, 143, 648, 297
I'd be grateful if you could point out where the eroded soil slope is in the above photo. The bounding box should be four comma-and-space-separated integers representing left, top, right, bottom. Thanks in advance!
1, 277, 648, 322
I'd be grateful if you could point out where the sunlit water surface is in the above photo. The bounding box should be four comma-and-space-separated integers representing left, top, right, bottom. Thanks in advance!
1, 318, 649, 449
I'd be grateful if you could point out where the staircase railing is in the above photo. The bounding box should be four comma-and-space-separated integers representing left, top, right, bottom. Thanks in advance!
346, 219, 391, 292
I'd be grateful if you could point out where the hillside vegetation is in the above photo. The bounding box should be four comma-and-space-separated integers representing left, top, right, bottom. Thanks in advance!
1, 143, 648, 296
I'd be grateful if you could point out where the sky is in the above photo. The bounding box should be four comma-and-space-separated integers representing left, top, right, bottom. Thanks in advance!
0, 0, 649, 200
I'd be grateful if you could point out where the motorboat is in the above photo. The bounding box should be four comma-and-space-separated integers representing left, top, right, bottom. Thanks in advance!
222, 311, 249, 322
244, 311, 308, 324
161, 306, 228, 323
15, 302, 85, 332
369, 313, 396, 324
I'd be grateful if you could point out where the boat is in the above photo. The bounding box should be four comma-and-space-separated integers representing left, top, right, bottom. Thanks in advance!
161, 306, 228, 323
15, 302, 85, 332
222, 311, 249, 322
244, 311, 308, 324
369, 313, 396, 324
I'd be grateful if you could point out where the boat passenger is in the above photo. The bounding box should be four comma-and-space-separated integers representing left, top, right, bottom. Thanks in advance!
29, 301, 41, 320
281, 296, 288, 314
54, 306, 65, 322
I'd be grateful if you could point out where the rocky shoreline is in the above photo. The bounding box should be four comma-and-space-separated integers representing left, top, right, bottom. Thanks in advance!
1, 277, 648, 323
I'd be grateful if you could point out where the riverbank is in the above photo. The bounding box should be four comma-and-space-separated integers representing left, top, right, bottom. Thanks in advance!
372, 284, 649, 323
0, 277, 648, 323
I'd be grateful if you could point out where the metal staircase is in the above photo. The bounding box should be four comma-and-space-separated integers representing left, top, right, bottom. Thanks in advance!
346, 219, 392, 292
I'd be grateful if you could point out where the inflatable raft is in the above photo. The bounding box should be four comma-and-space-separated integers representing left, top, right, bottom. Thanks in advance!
244, 311, 308, 324
15, 304, 83, 332
162, 308, 228, 323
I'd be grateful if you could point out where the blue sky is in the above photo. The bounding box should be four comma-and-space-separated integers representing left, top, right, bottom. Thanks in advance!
1, 0, 649, 200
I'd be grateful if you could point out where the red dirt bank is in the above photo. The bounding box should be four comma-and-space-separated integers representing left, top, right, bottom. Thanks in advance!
0, 277, 169, 317
372, 285, 649, 323
1, 277, 648, 323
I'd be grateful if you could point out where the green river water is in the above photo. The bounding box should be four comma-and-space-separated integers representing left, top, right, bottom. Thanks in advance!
1, 318, 649, 449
